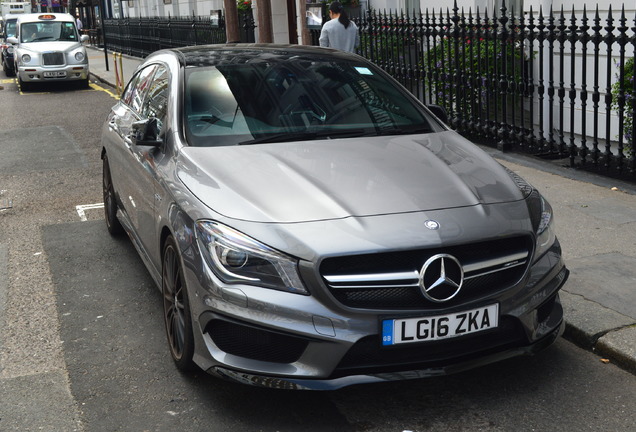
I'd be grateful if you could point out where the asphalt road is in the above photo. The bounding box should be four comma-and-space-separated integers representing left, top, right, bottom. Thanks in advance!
1, 77, 635, 431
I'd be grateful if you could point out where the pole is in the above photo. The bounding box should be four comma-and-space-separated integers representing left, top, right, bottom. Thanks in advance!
100, 0, 109, 71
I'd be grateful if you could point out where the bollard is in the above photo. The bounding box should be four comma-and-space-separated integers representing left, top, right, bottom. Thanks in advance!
112, 52, 124, 97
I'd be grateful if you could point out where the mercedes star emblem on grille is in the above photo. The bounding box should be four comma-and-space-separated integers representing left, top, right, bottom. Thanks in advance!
424, 220, 440, 230
419, 254, 464, 302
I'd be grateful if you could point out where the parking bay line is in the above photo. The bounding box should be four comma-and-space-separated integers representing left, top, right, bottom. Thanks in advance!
76, 203, 104, 221
89, 82, 119, 99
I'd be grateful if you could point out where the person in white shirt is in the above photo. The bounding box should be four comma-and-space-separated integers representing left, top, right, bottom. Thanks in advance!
318, 2, 360, 53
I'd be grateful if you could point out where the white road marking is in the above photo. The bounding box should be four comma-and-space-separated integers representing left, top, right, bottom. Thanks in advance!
76, 203, 104, 221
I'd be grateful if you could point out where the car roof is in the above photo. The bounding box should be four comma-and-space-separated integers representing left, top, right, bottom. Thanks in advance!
16, 12, 75, 24
152, 43, 362, 69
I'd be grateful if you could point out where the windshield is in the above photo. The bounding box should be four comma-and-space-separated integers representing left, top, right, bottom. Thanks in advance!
184, 57, 439, 147
20, 21, 77, 43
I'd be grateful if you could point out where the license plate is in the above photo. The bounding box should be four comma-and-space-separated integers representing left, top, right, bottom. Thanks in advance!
43, 71, 66, 78
382, 304, 499, 346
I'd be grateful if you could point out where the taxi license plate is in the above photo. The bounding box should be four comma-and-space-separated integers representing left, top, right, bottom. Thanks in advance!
382, 304, 498, 346
43, 71, 66, 78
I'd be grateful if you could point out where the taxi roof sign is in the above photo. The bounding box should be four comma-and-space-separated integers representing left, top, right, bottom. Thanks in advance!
38, 14, 56, 20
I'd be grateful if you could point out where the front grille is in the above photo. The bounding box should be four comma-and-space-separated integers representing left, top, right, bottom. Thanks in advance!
206, 320, 308, 363
332, 316, 526, 377
42, 52, 65, 66
321, 236, 532, 309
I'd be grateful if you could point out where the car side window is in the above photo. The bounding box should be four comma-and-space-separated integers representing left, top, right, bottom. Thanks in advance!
121, 65, 157, 114
121, 75, 140, 107
140, 65, 169, 134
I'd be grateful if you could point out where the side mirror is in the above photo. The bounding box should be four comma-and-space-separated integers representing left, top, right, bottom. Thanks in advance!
80, 34, 89, 43
132, 118, 163, 147
7, 36, 18, 44
427, 104, 449, 124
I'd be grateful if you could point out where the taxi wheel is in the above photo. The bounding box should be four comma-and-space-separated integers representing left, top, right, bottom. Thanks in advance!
3, 60, 14, 77
78, 77, 90, 89
18, 76, 31, 92
162, 235, 196, 372
102, 154, 124, 236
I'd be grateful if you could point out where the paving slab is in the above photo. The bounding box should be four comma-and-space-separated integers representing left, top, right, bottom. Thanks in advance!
596, 326, 636, 374
569, 197, 636, 224
560, 290, 635, 349
0, 370, 82, 431
565, 253, 636, 320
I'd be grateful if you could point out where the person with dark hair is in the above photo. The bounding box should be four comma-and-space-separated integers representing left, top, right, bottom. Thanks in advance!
318, 1, 360, 53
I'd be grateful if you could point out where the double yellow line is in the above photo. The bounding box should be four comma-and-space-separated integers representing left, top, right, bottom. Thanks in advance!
7, 77, 119, 99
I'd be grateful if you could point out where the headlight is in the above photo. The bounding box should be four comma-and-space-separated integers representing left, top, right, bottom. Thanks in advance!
530, 192, 556, 260
503, 165, 533, 198
195, 220, 308, 294
21, 53, 31, 63
74, 51, 85, 61
503, 165, 556, 260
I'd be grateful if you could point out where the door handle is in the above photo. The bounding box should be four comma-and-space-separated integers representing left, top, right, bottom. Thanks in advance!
108, 118, 119, 133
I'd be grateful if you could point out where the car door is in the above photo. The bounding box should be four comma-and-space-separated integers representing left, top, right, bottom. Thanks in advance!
104, 64, 157, 240
127, 64, 171, 267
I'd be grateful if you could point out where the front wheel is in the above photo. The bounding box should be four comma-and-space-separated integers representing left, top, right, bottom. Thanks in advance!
3, 59, 15, 77
162, 235, 196, 372
78, 77, 90, 89
102, 154, 123, 235
18, 76, 31, 92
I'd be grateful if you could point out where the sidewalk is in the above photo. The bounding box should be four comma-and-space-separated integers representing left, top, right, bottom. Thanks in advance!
87, 45, 141, 92
85, 45, 636, 374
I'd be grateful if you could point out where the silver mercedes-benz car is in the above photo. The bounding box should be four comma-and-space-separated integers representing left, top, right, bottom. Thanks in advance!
8, 12, 89, 91
101, 44, 569, 390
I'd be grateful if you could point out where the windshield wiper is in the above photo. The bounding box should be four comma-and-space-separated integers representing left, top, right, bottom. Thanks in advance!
238, 128, 382, 145
31, 36, 54, 42
376, 126, 434, 136
319, 129, 377, 139
239, 132, 318, 145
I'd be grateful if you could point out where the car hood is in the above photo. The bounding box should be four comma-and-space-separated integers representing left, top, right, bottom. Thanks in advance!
177, 131, 524, 223
18, 41, 82, 52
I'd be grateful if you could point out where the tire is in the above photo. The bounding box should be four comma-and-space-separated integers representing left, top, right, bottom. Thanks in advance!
162, 235, 196, 372
18, 76, 31, 92
102, 154, 124, 236
3, 59, 14, 77
78, 77, 90, 89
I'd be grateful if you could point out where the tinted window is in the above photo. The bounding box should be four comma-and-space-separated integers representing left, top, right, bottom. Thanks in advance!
121, 74, 140, 107
141, 66, 169, 133
184, 57, 437, 147
122, 65, 157, 114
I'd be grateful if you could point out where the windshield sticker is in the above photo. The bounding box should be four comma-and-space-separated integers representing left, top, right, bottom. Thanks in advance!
354, 67, 373, 75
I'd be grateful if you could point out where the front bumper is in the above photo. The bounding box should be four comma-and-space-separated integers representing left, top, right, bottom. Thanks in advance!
183, 238, 569, 389
210, 319, 565, 390
17, 64, 88, 82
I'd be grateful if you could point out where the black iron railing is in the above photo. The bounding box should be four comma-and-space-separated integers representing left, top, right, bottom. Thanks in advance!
346, 5, 635, 177
102, 13, 255, 58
